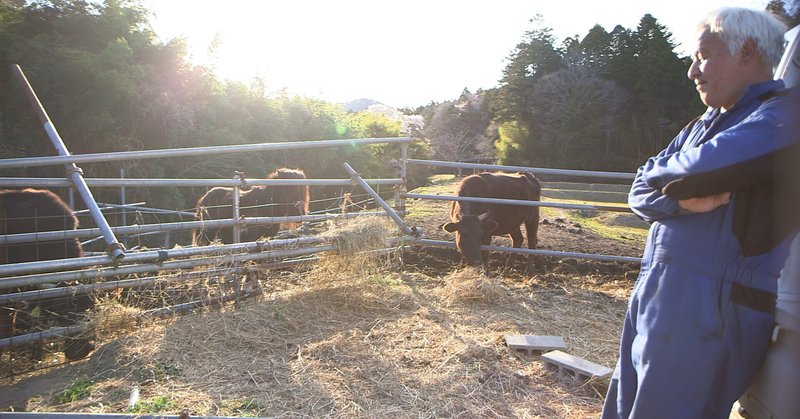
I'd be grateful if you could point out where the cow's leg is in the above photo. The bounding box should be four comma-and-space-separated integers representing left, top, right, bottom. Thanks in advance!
524, 216, 540, 273
510, 228, 524, 247
481, 236, 492, 272
63, 293, 95, 361
508, 228, 525, 270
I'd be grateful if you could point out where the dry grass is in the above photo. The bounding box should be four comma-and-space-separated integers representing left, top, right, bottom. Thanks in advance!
2, 216, 631, 418
435, 266, 508, 304
87, 298, 144, 340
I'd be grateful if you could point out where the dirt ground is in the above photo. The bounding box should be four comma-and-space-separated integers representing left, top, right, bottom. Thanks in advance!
0, 179, 647, 418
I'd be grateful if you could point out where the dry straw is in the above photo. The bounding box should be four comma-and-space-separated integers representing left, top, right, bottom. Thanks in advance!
436, 266, 508, 305
4, 217, 629, 418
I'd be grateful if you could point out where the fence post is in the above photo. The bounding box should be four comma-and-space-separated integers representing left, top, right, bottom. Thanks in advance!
232, 172, 243, 244
10, 64, 125, 260
396, 141, 408, 216
120, 168, 128, 248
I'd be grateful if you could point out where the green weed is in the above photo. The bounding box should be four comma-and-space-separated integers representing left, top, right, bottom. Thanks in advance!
55, 377, 94, 404
128, 395, 178, 413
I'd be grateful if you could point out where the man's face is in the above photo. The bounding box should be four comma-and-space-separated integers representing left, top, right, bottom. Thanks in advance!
687, 29, 747, 111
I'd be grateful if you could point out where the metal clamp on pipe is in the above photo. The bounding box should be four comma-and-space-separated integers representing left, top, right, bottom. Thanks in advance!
234, 170, 248, 190
106, 242, 126, 260
156, 249, 170, 264
65, 166, 84, 176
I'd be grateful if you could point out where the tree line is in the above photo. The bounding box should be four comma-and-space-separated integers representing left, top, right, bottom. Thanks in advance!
419, 1, 799, 174
0, 0, 429, 211
1, 0, 798, 212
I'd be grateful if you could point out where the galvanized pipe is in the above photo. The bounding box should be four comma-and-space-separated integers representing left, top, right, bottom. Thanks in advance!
0, 289, 255, 352
0, 243, 340, 289
120, 168, 127, 248
142, 289, 258, 318
73, 201, 144, 215
89, 203, 197, 218
397, 141, 408, 215
0, 268, 236, 305
0, 236, 415, 288
232, 172, 242, 244
10, 64, 125, 260
0, 324, 87, 351
0, 177, 403, 188
0, 254, 327, 306
0, 211, 389, 247
0, 137, 412, 170
404, 193, 633, 213
406, 158, 636, 180
342, 163, 418, 237
0, 235, 327, 278
0, 412, 257, 419
416, 238, 642, 264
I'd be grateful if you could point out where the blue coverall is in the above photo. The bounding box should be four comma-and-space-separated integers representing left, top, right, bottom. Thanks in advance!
602, 79, 799, 419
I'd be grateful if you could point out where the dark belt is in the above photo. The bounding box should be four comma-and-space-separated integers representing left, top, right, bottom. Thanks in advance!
730, 282, 776, 314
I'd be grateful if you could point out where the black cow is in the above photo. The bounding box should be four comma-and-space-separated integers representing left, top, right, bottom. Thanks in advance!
0, 188, 94, 361
442, 172, 541, 270
194, 168, 310, 245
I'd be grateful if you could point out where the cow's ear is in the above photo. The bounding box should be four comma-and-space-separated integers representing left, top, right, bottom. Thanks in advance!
482, 219, 499, 233
442, 222, 459, 233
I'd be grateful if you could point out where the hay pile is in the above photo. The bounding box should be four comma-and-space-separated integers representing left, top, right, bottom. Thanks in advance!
435, 266, 507, 304
6, 217, 628, 417
88, 298, 143, 340
315, 216, 400, 277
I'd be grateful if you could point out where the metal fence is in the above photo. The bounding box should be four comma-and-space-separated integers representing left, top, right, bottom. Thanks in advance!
1, 135, 644, 359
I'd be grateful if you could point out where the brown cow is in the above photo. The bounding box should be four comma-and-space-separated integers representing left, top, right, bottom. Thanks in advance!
0, 188, 94, 361
442, 172, 541, 271
0, 188, 82, 263
193, 168, 310, 245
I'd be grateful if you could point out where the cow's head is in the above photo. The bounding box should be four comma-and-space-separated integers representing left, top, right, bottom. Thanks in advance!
442, 212, 499, 266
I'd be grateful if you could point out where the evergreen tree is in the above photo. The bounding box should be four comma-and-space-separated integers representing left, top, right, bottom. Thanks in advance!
579, 25, 613, 75
766, 0, 799, 26
492, 15, 563, 125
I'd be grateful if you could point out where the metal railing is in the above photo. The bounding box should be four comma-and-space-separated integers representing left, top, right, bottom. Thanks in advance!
1, 125, 648, 358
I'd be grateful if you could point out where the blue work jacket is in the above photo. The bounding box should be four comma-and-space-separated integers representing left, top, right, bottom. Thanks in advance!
629, 79, 799, 291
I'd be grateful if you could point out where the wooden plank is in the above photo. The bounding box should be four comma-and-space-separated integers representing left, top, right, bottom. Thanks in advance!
505, 334, 566, 354
541, 350, 612, 380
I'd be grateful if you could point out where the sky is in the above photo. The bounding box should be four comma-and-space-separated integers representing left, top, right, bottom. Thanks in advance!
143, 0, 771, 109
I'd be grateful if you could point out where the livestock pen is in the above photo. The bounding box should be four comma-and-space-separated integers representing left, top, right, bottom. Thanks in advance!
1, 134, 650, 417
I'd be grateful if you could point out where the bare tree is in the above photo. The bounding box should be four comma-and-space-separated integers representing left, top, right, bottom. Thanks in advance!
423, 91, 495, 162
528, 67, 632, 168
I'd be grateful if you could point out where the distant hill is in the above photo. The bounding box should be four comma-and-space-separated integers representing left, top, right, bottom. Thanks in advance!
342, 98, 382, 113
341, 98, 424, 134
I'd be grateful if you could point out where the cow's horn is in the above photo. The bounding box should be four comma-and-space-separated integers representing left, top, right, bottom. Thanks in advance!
477, 212, 489, 221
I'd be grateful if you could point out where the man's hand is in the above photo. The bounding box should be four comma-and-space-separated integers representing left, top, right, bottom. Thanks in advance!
675, 192, 731, 213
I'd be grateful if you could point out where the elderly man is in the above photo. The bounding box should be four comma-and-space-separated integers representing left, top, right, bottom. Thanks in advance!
602, 7, 798, 419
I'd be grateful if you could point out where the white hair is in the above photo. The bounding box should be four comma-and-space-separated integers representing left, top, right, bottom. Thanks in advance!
698, 7, 787, 68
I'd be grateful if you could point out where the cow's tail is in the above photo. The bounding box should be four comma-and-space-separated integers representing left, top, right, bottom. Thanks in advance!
518, 172, 542, 222
518, 172, 542, 197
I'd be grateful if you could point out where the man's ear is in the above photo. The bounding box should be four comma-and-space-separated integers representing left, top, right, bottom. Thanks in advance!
739, 38, 757, 64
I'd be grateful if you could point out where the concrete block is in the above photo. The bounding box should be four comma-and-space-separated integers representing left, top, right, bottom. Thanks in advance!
541, 350, 612, 381
505, 334, 567, 355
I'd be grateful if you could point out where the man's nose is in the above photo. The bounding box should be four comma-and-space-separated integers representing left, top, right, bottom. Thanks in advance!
687, 60, 701, 80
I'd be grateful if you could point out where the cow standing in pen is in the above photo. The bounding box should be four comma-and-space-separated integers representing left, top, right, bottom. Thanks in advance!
443, 172, 541, 271
0, 188, 95, 361
194, 168, 310, 245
